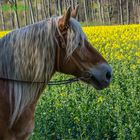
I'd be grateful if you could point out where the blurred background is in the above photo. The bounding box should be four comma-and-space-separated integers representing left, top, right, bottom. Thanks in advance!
0, 0, 140, 30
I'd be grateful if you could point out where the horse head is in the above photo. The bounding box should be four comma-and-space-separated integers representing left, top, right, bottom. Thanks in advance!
55, 6, 112, 90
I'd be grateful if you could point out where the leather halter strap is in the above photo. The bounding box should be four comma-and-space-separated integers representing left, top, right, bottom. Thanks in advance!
56, 39, 86, 72
70, 55, 85, 71
56, 26, 87, 72
56, 43, 61, 71
56, 47, 85, 72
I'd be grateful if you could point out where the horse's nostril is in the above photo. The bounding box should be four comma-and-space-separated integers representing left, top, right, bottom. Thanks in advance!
106, 71, 111, 80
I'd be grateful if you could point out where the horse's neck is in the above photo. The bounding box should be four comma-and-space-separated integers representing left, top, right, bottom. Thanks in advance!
32, 70, 55, 103
0, 80, 10, 102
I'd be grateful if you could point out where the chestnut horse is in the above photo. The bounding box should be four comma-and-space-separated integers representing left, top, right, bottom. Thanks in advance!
0, 6, 112, 140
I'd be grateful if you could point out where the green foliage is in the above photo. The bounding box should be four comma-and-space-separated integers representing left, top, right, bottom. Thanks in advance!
30, 52, 140, 140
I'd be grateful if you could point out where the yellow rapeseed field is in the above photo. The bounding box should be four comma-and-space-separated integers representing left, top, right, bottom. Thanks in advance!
0, 31, 10, 38
83, 25, 140, 63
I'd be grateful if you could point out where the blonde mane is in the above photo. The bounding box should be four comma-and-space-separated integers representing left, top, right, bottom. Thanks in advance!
0, 16, 86, 127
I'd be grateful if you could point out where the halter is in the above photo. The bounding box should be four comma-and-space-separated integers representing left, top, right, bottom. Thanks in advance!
56, 25, 85, 72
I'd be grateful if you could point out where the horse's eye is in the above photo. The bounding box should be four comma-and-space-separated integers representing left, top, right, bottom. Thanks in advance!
78, 42, 81, 46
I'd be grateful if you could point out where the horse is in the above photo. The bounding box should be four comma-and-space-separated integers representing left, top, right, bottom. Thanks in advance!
0, 6, 112, 140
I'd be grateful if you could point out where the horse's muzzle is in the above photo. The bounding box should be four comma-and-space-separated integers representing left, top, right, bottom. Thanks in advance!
80, 63, 112, 90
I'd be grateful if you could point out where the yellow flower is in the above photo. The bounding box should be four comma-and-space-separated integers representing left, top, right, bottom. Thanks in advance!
0, 31, 10, 38
98, 96, 103, 103
60, 92, 67, 97
130, 65, 137, 70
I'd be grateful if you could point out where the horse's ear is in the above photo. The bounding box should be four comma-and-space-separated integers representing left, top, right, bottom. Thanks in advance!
58, 6, 72, 30
71, 5, 79, 18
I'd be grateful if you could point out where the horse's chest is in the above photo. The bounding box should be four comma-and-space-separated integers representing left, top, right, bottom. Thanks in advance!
15, 119, 34, 138
12, 106, 35, 138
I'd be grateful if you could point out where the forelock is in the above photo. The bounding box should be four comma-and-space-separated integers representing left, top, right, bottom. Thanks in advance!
65, 18, 87, 58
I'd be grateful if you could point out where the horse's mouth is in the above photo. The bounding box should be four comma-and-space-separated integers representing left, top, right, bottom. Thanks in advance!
80, 73, 109, 90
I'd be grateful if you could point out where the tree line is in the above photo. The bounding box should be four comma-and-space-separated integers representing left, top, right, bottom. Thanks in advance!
0, 0, 140, 30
